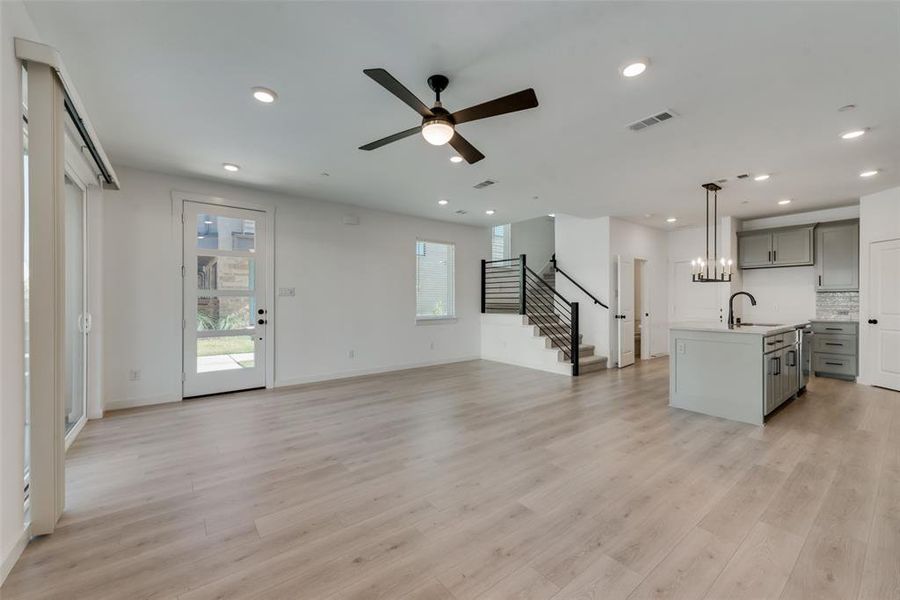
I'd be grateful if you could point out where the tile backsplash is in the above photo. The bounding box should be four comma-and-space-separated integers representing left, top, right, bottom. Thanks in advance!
816, 291, 859, 320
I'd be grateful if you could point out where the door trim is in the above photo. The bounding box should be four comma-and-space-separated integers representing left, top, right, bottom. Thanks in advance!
171, 191, 276, 396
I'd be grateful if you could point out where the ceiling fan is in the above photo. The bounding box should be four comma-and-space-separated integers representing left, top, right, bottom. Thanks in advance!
358, 68, 538, 164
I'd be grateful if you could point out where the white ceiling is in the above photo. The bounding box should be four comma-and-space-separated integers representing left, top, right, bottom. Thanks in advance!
24, 1, 900, 228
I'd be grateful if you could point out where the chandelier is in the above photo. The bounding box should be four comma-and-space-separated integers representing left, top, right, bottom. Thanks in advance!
692, 183, 733, 283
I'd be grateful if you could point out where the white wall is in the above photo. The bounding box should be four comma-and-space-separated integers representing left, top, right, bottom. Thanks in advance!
858, 186, 900, 386
554, 214, 610, 357
609, 218, 669, 360
102, 167, 488, 409
510, 216, 554, 273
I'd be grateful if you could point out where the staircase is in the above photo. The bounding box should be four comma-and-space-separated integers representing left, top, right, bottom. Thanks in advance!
481, 255, 608, 376
524, 312, 607, 373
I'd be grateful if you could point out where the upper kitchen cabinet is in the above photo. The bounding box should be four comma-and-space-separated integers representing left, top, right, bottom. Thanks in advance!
816, 220, 859, 291
738, 231, 772, 268
737, 225, 814, 269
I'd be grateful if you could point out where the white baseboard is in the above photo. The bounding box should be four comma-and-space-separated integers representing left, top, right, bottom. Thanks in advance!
1, 525, 30, 585
104, 392, 181, 412
274, 355, 482, 388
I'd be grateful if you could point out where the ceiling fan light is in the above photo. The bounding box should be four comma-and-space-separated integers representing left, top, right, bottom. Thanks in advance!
421, 119, 455, 146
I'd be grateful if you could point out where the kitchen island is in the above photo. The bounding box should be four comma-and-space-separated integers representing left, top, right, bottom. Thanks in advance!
669, 322, 808, 425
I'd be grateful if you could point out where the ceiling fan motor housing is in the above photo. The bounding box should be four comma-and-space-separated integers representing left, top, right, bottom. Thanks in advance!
427, 74, 449, 95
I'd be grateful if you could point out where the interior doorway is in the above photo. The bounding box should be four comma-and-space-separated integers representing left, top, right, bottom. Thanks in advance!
634, 258, 649, 360
182, 201, 268, 397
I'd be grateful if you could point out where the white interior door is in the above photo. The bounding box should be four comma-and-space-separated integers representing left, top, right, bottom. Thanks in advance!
616, 255, 635, 368
183, 201, 267, 397
869, 239, 900, 391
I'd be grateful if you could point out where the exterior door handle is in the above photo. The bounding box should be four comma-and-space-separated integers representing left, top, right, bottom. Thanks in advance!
257, 319, 267, 325
868, 318, 878, 325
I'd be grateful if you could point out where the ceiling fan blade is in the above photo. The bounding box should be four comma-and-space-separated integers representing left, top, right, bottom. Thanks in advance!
359, 126, 421, 151
451, 88, 538, 125
364, 68, 433, 118
448, 132, 485, 164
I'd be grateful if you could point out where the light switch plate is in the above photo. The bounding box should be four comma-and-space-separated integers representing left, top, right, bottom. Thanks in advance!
278, 287, 296, 297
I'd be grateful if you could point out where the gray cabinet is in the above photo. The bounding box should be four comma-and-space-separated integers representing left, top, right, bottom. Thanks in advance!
764, 332, 799, 416
772, 227, 814, 266
738, 232, 772, 268
816, 221, 859, 291
811, 320, 858, 380
738, 226, 814, 269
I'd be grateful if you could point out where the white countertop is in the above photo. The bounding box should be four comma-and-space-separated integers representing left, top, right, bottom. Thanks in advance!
670, 321, 809, 336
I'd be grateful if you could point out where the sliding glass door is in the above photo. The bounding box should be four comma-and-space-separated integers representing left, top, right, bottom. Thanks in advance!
63, 173, 87, 440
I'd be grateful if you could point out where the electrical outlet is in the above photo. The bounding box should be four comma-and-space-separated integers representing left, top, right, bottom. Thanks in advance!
128, 369, 141, 381
348, 349, 355, 359
676, 341, 686, 355
278, 287, 295, 297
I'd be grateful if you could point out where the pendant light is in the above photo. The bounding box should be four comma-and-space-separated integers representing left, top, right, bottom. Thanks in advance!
692, 183, 733, 283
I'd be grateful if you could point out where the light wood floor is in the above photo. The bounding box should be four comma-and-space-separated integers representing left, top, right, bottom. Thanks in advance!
4, 358, 900, 600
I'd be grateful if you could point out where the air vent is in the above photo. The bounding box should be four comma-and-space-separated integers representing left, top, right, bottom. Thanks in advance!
715, 178, 728, 184
473, 179, 496, 189
736, 173, 750, 179
627, 110, 676, 132
455, 209, 468, 215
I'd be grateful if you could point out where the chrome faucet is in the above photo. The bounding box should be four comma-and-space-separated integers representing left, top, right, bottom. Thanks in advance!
728, 291, 757, 328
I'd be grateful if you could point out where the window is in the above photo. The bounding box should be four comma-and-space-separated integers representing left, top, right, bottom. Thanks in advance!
491, 224, 510, 261
416, 240, 455, 320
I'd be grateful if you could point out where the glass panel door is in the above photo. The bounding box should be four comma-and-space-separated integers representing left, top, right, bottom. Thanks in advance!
63, 174, 87, 437
183, 201, 266, 397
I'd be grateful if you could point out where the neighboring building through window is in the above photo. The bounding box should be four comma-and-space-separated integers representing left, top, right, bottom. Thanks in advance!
416, 240, 455, 320
491, 224, 510, 261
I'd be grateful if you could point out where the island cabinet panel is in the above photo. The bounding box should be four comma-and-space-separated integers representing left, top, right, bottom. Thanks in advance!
669, 330, 765, 425
816, 221, 859, 291
738, 232, 772, 268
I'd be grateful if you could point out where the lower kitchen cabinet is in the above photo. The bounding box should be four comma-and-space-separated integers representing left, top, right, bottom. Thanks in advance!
811, 320, 858, 380
764, 331, 800, 416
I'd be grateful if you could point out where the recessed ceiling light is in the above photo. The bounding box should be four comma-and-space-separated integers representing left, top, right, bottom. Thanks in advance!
666, 217, 677, 223
222, 163, 240, 172
841, 129, 867, 140
438, 199, 449, 206
251, 87, 277, 103
753, 174, 770, 181
548, 213, 556, 218
778, 199, 792, 205
485, 209, 496, 216
860, 169, 879, 178
621, 59, 649, 78
449, 155, 463, 164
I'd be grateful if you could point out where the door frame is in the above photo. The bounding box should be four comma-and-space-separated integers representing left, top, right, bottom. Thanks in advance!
171, 191, 276, 395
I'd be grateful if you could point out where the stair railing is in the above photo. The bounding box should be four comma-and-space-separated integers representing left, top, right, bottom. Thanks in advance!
549, 254, 609, 309
482, 254, 581, 375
